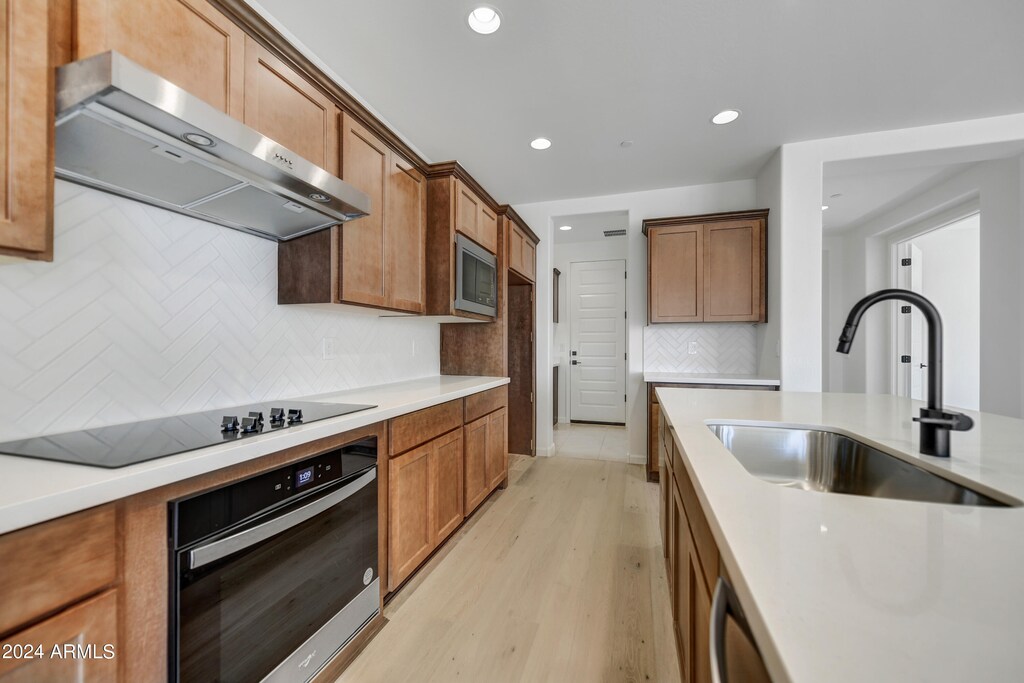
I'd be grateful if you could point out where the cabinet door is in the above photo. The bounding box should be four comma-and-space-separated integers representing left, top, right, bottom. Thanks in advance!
339, 111, 387, 307
463, 415, 489, 515
0, 0, 53, 259
649, 225, 703, 323
431, 429, 464, 545
386, 151, 426, 312
704, 220, 762, 322
0, 590, 118, 682
74, 0, 244, 118
388, 443, 433, 590
455, 180, 480, 243
478, 204, 498, 254
243, 37, 338, 174
508, 224, 524, 275
691, 551, 713, 683
672, 482, 689, 679
485, 407, 508, 491
523, 237, 537, 281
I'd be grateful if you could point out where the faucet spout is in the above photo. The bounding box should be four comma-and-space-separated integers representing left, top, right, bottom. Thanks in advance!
835, 288, 973, 457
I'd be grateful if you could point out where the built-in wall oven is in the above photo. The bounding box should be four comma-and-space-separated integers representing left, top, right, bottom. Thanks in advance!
170, 437, 379, 682
455, 233, 498, 317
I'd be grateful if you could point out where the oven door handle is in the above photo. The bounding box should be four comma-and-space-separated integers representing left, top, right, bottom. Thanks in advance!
187, 468, 376, 570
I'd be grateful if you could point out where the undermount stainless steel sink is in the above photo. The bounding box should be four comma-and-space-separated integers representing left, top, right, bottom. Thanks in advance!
707, 423, 1015, 507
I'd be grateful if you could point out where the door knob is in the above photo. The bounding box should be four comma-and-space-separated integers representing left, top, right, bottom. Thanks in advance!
919, 363, 928, 369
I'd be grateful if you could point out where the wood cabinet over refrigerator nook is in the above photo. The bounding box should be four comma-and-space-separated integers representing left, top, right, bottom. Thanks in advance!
645, 209, 768, 324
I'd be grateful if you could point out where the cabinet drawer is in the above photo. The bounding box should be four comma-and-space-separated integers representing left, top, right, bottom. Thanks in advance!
0, 505, 118, 636
389, 400, 463, 456
0, 589, 118, 681
464, 386, 508, 423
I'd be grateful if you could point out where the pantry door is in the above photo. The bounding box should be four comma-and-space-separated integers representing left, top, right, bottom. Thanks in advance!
569, 260, 627, 424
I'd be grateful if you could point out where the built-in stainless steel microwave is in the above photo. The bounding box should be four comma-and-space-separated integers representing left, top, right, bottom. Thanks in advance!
455, 234, 497, 317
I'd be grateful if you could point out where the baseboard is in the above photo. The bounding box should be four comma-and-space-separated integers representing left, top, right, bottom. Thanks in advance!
627, 453, 647, 466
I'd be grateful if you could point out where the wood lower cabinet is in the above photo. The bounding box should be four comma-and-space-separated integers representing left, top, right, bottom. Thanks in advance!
431, 430, 464, 544
243, 36, 337, 174
388, 427, 465, 591
73, 0, 245, 118
645, 210, 768, 323
0, 0, 54, 260
464, 406, 507, 516
388, 441, 434, 591
0, 590, 119, 683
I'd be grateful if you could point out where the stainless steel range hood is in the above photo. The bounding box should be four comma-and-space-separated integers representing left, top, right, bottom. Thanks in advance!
55, 51, 370, 241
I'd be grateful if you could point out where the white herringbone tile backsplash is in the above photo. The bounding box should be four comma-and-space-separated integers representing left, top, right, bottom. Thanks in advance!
643, 323, 758, 374
0, 181, 441, 440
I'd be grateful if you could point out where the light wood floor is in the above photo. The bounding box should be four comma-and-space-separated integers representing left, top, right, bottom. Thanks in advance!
336, 455, 680, 683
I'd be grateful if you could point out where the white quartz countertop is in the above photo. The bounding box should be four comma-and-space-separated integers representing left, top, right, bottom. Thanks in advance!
644, 371, 781, 386
655, 388, 1024, 683
0, 375, 508, 535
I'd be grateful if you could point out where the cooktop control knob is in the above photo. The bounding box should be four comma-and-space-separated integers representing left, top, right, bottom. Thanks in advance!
287, 408, 303, 424
248, 411, 264, 426
269, 408, 285, 424
221, 416, 239, 433
240, 416, 261, 433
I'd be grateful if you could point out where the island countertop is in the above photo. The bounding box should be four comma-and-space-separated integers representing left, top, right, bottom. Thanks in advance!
655, 388, 1024, 683
0, 375, 508, 536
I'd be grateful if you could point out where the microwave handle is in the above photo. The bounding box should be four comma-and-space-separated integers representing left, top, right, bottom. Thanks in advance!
187, 468, 376, 570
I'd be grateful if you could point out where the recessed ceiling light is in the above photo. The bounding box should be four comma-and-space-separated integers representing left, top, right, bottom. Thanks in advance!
467, 6, 501, 34
530, 137, 552, 150
711, 109, 741, 125
559, 225, 572, 231
822, 205, 830, 211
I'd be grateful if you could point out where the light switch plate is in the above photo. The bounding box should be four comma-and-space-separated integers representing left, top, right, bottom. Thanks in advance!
322, 337, 337, 360
688, 341, 698, 355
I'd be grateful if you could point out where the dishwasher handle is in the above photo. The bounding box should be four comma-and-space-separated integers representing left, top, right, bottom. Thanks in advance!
710, 576, 772, 683
187, 468, 376, 570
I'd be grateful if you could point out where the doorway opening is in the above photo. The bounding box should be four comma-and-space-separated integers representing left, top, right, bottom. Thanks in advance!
893, 212, 980, 410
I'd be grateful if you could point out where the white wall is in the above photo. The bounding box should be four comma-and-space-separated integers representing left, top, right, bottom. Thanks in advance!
755, 150, 782, 379
826, 155, 1022, 416
514, 178, 758, 462
776, 112, 1024, 395
551, 237, 627, 424
0, 182, 441, 440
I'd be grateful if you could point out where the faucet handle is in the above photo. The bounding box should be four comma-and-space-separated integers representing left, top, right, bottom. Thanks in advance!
914, 408, 974, 432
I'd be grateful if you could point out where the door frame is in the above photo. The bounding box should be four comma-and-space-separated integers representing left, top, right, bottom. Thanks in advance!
887, 201, 980, 395
567, 258, 628, 425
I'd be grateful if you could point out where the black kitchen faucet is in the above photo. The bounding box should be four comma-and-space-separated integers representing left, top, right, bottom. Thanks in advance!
836, 288, 973, 457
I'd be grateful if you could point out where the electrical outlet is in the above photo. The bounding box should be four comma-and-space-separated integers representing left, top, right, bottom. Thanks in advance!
688, 341, 698, 355
322, 337, 337, 360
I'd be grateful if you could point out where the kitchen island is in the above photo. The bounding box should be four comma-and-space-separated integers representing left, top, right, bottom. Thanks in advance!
656, 387, 1024, 682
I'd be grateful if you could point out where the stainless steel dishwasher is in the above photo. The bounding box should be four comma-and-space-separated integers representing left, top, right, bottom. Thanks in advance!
169, 437, 379, 682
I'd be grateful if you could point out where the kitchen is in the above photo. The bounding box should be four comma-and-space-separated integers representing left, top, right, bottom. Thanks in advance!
1, 1, 1024, 682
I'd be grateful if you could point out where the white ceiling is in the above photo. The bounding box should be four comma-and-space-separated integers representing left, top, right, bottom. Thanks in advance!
552, 210, 629, 244
255, 0, 1024, 205
822, 142, 1024, 232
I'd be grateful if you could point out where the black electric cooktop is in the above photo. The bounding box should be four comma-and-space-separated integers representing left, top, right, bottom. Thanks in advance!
0, 401, 376, 469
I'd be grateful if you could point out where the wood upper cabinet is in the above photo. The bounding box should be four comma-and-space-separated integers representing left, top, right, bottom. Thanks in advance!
0, 0, 54, 260
645, 210, 767, 324
243, 36, 337, 174
278, 114, 425, 313
385, 152, 427, 313
339, 111, 387, 307
73, 0, 245, 118
649, 224, 703, 323
508, 222, 537, 282
0, 590, 119, 683
454, 179, 497, 255
703, 219, 763, 322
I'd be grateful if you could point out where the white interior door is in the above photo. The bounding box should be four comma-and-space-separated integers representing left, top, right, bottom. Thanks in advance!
896, 242, 926, 400
569, 260, 627, 424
